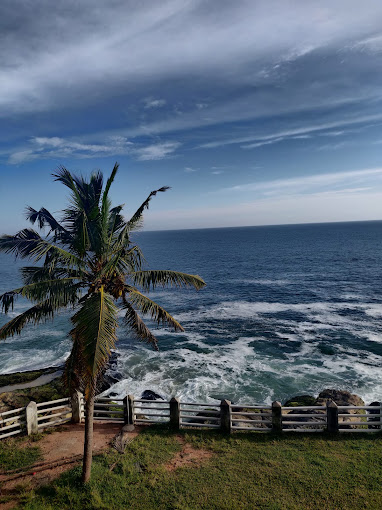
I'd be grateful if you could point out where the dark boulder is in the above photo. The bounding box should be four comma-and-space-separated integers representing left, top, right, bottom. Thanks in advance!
284, 395, 316, 407
315, 389, 364, 407
367, 401, 381, 429
315, 389, 365, 429
97, 351, 123, 394
141, 390, 165, 401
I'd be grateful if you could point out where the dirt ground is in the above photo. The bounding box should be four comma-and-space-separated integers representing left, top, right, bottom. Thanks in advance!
0, 422, 139, 509
165, 435, 213, 471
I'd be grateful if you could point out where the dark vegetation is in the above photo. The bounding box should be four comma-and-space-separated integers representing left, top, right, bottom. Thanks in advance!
0, 368, 58, 387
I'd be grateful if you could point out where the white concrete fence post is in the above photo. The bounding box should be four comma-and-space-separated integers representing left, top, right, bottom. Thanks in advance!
71, 390, 83, 423
26, 401, 38, 435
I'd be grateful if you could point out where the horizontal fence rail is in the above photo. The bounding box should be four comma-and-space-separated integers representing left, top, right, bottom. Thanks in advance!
231, 404, 272, 431
1, 393, 381, 440
0, 407, 26, 439
133, 398, 171, 425
180, 401, 221, 429
36, 398, 72, 431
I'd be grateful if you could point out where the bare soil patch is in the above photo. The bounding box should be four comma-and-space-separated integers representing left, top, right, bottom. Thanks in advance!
165, 435, 213, 471
0, 421, 139, 507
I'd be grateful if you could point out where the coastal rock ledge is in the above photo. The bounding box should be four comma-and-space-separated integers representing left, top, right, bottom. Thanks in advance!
284, 389, 371, 429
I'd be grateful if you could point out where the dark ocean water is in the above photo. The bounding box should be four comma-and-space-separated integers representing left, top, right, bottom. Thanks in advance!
1, 221, 382, 404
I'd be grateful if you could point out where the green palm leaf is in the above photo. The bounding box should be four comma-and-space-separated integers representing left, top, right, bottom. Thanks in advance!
126, 287, 184, 332
123, 300, 159, 350
70, 287, 118, 395
126, 186, 171, 230
0, 300, 55, 339
0, 278, 81, 314
0, 229, 43, 258
132, 270, 206, 291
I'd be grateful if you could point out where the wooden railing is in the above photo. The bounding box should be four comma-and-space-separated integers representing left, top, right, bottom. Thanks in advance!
1, 394, 381, 440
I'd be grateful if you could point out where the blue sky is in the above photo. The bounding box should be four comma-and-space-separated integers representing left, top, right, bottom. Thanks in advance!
1, 0, 382, 231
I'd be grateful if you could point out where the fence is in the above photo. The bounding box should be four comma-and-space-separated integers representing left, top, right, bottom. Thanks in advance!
77, 395, 382, 434
1, 393, 381, 440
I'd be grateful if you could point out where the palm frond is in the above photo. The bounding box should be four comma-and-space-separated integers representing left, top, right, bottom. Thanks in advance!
63, 336, 85, 394
132, 270, 206, 291
0, 229, 42, 258
101, 163, 119, 218
70, 287, 118, 395
126, 186, 171, 231
25, 206, 67, 236
52, 167, 83, 208
126, 288, 184, 332
122, 300, 159, 350
0, 300, 55, 339
0, 278, 81, 314
30, 239, 85, 267
100, 245, 143, 279
21, 266, 85, 285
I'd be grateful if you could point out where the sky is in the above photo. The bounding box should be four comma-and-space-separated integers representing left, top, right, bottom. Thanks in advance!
1, 0, 382, 231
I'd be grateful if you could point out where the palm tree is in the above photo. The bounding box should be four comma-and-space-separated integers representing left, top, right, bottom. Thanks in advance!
0, 164, 205, 483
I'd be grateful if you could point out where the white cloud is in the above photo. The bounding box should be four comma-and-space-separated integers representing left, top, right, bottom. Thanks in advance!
184, 166, 197, 172
7, 136, 178, 163
1, 1, 382, 117
144, 98, 166, 109
133, 141, 180, 161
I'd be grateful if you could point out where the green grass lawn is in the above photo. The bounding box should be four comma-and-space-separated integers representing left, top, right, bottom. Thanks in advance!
0, 437, 42, 472
5, 427, 382, 510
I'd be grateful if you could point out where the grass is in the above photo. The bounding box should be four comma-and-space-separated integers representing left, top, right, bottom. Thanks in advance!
9, 426, 382, 510
0, 437, 42, 471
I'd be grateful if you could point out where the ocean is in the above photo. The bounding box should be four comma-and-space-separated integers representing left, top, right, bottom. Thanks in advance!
1, 221, 382, 405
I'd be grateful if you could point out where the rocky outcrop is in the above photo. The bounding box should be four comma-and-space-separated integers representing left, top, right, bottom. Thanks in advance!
315, 389, 364, 407
141, 390, 165, 401
284, 395, 316, 407
282, 389, 366, 429
231, 407, 272, 429
97, 351, 124, 394
367, 401, 381, 429
315, 389, 365, 429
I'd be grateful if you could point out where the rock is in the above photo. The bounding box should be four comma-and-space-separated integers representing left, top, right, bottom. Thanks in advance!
141, 390, 165, 401
284, 395, 316, 407
97, 351, 124, 394
231, 407, 271, 429
315, 389, 364, 407
315, 389, 365, 429
367, 401, 381, 429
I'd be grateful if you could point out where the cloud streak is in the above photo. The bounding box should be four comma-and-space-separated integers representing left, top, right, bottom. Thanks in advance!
1, 0, 382, 118
214, 167, 382, 198
7, 136, 180, 164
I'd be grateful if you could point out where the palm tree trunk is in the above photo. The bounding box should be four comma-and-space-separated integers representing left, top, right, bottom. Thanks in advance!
82, 391, 95, 483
